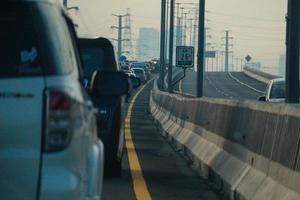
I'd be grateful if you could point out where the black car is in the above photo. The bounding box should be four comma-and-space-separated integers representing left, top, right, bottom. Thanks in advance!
78, 37, 139, 177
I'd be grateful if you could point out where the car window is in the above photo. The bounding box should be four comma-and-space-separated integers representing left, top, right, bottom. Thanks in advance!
81, 48, 105, 78
0, 2, 43, 78
121, 65, 129, 71
270, 82, 285, 99
36, 3, 76, 75
133, 69, 143, 74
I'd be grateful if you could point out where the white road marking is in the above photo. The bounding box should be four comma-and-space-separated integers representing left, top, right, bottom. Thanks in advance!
228, 72, 265, 94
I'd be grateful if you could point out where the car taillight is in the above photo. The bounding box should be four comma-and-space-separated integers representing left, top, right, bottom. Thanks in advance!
44, 90, 73, 152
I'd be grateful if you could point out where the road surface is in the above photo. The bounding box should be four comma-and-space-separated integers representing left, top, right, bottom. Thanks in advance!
102, 81, 220, 200
179, 70, 267, 100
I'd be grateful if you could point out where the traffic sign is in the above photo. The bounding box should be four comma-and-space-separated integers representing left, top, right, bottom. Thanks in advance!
245, 55, 252, 62
205, 51, 216, 58
176, 46, 194, 68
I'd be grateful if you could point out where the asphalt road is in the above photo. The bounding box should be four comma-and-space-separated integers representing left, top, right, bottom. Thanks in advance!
102, 81, 220, 200
179, 70, 267, 100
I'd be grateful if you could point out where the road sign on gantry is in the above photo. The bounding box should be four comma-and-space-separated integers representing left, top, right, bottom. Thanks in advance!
176, 46, 194, 68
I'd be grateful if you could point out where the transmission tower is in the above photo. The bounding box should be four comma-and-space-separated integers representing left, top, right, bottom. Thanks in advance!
111, 13, 129, 60
222, 30, 233, 72
123, 8, 134, 60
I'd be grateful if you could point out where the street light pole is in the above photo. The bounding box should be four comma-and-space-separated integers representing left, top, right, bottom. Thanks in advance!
160, 0, 167, 90
285, 0, 300, 103
196, 0, 205, 97
168, 0, 175, 93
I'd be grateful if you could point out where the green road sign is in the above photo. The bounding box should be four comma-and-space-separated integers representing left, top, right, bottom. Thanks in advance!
176, 46, 194, 68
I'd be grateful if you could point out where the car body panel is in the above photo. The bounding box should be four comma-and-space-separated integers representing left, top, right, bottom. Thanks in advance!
0, 78, 44, 200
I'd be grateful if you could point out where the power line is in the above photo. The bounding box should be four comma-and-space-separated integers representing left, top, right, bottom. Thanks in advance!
206, 10, 284, 23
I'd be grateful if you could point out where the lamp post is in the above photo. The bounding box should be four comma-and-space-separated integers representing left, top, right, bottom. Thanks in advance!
196, 0, 205, 97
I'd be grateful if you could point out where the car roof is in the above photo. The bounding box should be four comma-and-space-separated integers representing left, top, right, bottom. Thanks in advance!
78, 37, 114, 48
132, 68, 144, 71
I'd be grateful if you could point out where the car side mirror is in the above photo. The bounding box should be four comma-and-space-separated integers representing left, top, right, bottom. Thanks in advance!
258, 96, 266, 101
91, 71, 129, 96
130, 77, 141, 89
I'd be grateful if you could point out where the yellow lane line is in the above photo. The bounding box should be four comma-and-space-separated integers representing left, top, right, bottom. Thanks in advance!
125, 83, 152, 200
179, 80, 183, 93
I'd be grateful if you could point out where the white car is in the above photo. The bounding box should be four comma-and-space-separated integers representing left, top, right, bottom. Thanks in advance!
259, 78, 285, 102
0, 1, 104, 200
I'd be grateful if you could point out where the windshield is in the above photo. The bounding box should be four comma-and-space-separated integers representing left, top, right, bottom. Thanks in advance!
81, 48, 104, 78
0, 3, 42, 78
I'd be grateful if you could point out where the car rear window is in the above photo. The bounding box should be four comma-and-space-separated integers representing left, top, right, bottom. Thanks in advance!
270, 82, 285, 99
0, 3, 42, 78
81, 48, 105, 78
133, 69, 144, 74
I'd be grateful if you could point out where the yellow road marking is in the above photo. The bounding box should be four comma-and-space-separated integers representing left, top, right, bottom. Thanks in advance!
125, 83, 152, 200
179, 80, 183, 93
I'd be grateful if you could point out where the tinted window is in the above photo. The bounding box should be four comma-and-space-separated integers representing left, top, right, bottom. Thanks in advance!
0, 3, 42, 78
37, 3, 75, 75
133, 69, 144, 74
81, 48, 104, 78
121, 65, 130, 71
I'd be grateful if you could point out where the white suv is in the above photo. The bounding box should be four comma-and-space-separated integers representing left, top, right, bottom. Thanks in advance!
0, 1, 103, 200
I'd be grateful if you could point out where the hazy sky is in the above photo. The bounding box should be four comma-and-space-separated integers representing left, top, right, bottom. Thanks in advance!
66, 0, 287, 73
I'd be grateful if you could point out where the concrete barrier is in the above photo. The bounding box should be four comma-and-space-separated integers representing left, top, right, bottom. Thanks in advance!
150, 88, 300, 200
243, 66, 281, 84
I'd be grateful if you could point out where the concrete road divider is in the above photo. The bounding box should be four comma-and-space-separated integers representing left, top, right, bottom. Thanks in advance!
243, 66, 281, 84
150, 88, 300, 200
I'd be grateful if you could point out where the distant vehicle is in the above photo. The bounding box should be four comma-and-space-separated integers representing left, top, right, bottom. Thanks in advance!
0, 1, 104, 200
123, 69, 136, 78
78, 37, 118, 88
132, 68, 147, 84
78, 37, 140, 177
258, 78, 286, 102
131, 62, 151, 81
121, 64, 130, 71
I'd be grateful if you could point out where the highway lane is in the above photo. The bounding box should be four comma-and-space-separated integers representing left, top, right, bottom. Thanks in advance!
180, 70, 267, 100
102, 81, 220, 200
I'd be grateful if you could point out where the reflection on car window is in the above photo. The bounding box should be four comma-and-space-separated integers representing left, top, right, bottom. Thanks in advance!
0, 3, 42, 77
81, 48, 104, 78
270, 82, 285, 99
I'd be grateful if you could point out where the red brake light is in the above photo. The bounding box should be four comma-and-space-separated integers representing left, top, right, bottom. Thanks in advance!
44, 90, 73, 152
49, 91, 71, 111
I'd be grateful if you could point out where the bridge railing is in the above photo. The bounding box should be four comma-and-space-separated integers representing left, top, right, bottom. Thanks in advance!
150, 87, 300, 200
243, 66, 282, 84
